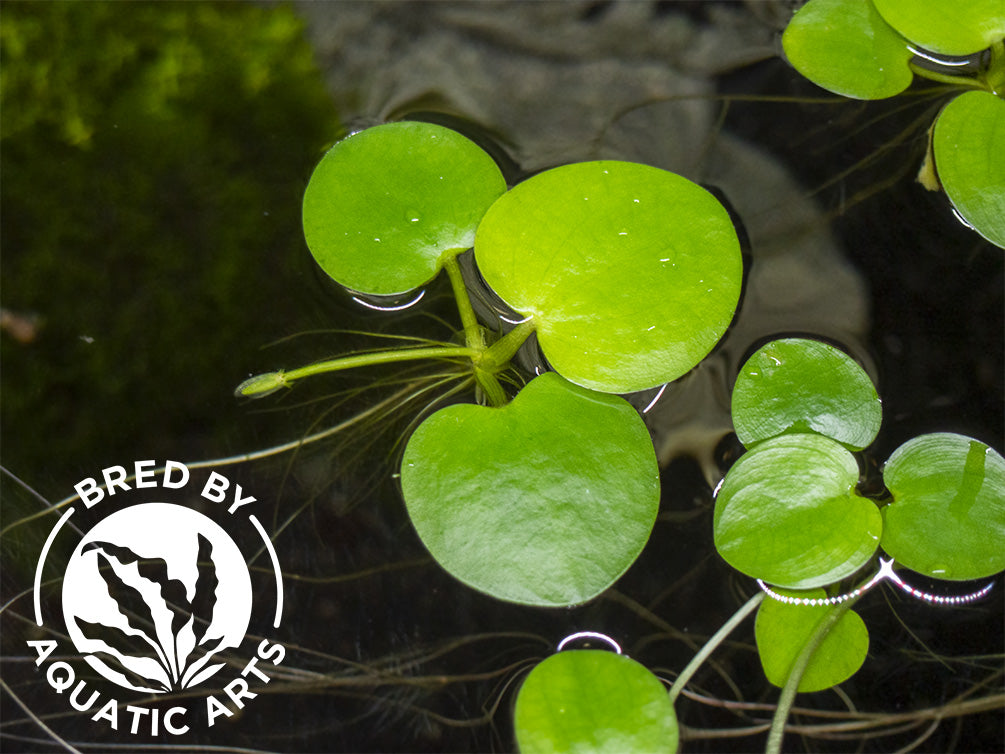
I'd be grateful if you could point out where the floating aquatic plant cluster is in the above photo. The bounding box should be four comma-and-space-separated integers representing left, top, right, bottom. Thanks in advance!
782, 0, 1005, 247
233, 3, 1005, 750
236, 111, 1003, 749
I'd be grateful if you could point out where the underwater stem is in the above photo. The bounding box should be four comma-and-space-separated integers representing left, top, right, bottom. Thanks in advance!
668, 591, 764, 705
765, 597, 858, 754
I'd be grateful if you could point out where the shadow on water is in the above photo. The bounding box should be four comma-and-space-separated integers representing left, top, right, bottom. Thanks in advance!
2, 2, 1001, 752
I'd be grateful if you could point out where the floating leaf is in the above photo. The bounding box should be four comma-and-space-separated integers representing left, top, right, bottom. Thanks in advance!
475, 160, 742, 393
781, 0, 914, 100
514, 650, 678, 754
400, 372, 659, 606
713, 433, 882, 589
881, 433, 1005, 580
755, 589, 869, 692
933, 91, 1005, 250
872, 0, 1005, 56
302, 121, 507, 295
731, 338, 882, 450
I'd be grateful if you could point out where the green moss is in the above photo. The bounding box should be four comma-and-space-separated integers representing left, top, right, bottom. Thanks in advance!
1, 1, 339, 476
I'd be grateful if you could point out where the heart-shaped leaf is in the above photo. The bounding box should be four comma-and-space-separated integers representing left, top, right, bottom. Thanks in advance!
400, 372, 659, 606
872, 0, 1005, 56
755, 589, 869, 692
302, 121, 506, 295
933, 91, 1005, 250
475, 161, 742, 393
782, 0, 914, 100
881, 433, 1005, 580
713, 433, 882, 589
514, 649, 678, 754
731, 338, 882, 450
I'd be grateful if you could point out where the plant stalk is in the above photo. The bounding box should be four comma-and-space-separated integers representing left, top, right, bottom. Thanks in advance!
442, 252, 485, 351
908, 63, 987, 91
235, 345, 478, 397
441, 252, 517, 403
480, 318, 536, 370
765, 597, 858, 754
668, 591, 764, 705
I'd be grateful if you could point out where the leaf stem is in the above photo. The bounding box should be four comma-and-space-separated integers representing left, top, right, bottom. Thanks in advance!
440, 253, 518, 403
668, 591, 764, 705
237, 252, 532, 404
909, 64, 987, 91
765, 596, 858, 754
984, 40, 1005, 95
442, 252, 485, 351
480, 318, 536, 370
235, 346, 478, 397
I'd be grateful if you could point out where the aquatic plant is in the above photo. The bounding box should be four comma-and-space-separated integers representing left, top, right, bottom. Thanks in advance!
781, 0, 1005, 247
228, 112, 1005, 751
239, 120, 743, 609
715, 337, 1004, 746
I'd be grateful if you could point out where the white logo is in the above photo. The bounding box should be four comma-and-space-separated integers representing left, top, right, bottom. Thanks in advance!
29, 460, 285, 737
63, 503, 253, 693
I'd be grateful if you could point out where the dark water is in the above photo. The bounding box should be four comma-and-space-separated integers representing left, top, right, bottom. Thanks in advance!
2, 2, 1002, 752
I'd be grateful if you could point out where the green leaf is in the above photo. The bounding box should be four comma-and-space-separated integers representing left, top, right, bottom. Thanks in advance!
475, 161, 742, 393
732, 338, 882, 450
881, 433, 1005, 580
781, 0, 914, 100
400, 372, 659, 606
514, 650, 678, 754
755, 590, 869, 692
872, 0, 1005, 56
302, 121, 506, 295
713, 434, 882, 589
933, 91, 1005, 250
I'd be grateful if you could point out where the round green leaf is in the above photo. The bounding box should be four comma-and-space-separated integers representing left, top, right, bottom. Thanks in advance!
781, 0, 914, 100
514, 650, 678, 754
732, 338, 882, 450
475, 161, 742, 394
400, 372, 659, 606
713, 433, 882, 589
881, 433, 1005, 580
933, 91, 1005, 250
755, 590, 869, 692
302, 121, 506, 295
872, 0, 1005, 56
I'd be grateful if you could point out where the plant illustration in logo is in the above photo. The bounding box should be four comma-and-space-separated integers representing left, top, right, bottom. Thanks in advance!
62, 503, 253, 693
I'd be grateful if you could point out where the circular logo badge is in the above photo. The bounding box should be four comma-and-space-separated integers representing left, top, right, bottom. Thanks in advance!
62, 503, 252, 693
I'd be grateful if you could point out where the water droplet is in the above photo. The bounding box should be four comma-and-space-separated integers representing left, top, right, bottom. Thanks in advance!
406, 210, 421, 223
